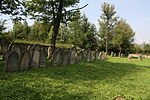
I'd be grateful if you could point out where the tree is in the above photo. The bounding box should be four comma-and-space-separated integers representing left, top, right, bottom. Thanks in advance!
98, 2, 118, 54
25, 0, 87, 53
30, 21, 51, 42
0, 0, 25, 20
0, 19, 13, 44
112, 20, 135, 55
67, 14, 98, 50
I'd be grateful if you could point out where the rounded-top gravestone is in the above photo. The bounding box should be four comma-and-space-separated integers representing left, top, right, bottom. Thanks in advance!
4, 51, 19, 72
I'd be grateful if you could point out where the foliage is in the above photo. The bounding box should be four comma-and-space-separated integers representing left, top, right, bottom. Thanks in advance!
14, 40, 73, 48
98, 2, 118, 53
30, 21, 51, 43
0, 0, 25, 20
24, 0, 84, 52
58, 14, 98, 50
11, 20, 30, 40
112, 20, 135, 54
0, 19, 13, 44
1, 57, 150, 99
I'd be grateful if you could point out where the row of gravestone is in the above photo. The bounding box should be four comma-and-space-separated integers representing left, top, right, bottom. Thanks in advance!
51, 48, 107, 66
110, 52, 124, 57
2, 43, 107, 72
3, 44, 47, 72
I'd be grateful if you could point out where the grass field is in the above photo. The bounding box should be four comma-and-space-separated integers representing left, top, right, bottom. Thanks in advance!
0, 57, 150, 100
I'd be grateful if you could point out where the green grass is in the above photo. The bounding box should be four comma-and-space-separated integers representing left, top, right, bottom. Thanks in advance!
0, 57, 150, 100
14, 40, 73, 48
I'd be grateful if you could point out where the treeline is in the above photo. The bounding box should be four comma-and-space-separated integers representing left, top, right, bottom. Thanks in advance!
0, 0, 145, 55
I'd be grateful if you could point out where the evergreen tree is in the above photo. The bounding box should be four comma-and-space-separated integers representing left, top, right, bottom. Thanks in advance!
98, 2, 118, 53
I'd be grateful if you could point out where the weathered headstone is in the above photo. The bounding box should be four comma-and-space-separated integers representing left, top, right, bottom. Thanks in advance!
30, 45, 41, 68
87, 50, 91, 62
114, 53, 116, 57
77, 50, 84, 62
12, 44, 21, 56
51, 48, 63, 66
61, 49, 70, 65
4, 51, 19, 72
111, 52, 114, 57
19, 50, 30, 70
70, 50, 77, 64
39, 48, 47, 67
91, 51, 95, 62
95, 50, 99, 60
138, 55, 142, 61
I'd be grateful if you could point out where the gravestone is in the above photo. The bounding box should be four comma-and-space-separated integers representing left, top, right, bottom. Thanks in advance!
19, 50, 30, 70
12, 44, 21, 56
91, 51, 95, 62
99, 52, 104, 60
95, 50, 99, 60
111, 52, 114, 57
87, 50, 91, 62
4, 51, 19, 72
61, 49, 70, 66
30, 45, 41, 68
3, 50, 11, 60
138, 55, 142, 61
70, 50, 77, 64
114, 53, 116, 57
51, 48, 63, 66
77, 50, 84, 62
39, 48, 47, 67
121, 53, 123, 58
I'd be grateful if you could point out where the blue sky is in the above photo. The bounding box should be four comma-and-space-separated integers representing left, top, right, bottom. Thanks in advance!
79, 0, 150, 44
1, 0, 150, 44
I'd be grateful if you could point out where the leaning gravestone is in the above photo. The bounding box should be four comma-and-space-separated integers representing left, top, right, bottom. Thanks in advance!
4, 51, 19, 72
31, 45, 41, 68
51, 48, 63, 66
19, 50, 30, 71
39, 48, 47, 67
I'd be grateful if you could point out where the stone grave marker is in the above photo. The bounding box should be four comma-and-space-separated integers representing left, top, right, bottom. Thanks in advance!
51, 48, 63, 66
19, 50, 30, 70
39, 48, 47, 67
4, 51, 19, 72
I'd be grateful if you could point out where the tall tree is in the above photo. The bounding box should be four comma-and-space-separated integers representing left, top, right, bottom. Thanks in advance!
25, 0, 87, 53
99, 2, 118, 54
112, 20, 135, 55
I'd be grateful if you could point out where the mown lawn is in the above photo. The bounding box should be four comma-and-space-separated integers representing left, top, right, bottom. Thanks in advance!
0, 57, 150, 100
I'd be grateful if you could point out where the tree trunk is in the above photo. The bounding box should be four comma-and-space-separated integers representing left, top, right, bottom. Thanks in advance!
119, 45, 122, 57
51, 0, 63, 54
105, 36, 108, 54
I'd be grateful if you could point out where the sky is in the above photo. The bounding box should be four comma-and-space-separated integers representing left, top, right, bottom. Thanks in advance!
1, 0, 150, 44
79, 0, 150, 44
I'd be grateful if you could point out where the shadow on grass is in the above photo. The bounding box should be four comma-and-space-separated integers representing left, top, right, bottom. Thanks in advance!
0, 59, 149, 100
